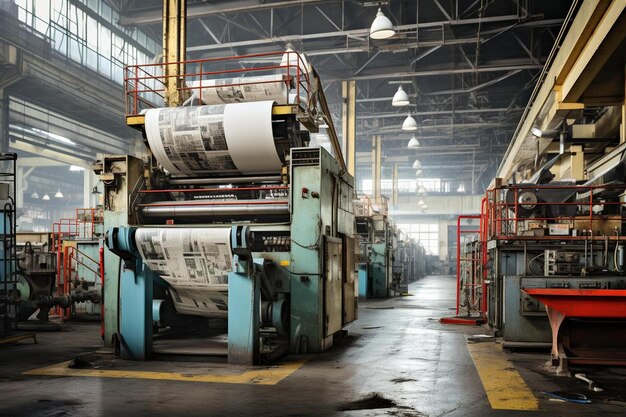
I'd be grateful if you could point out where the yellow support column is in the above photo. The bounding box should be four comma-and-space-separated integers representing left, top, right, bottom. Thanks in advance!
372, 135, 382, 200
342, 80, 357, 176
392, 163, 398, 208
163, 0, 187, 107
622, 65, 626, 143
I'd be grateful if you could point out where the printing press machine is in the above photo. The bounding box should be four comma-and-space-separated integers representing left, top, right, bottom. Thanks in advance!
96, 52, 358, 365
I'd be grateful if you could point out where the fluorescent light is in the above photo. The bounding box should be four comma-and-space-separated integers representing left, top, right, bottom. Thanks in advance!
402, 113, 418, 131
392, 85, 409, 106
457, 183, 466, 193
531, 127, 559, 138
54, 189, 63, 198
42, 194, 50, 201
407, 135, 420, 148
370, 8, 395, 40
69, 165, 85, 171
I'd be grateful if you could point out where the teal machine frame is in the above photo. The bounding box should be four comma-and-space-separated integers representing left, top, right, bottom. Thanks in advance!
99, 147, 357, 364
368, 213, 393, 298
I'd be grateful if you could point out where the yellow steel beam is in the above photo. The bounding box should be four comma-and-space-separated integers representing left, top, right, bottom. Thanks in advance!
163, 0, 187, 107
372, 135, 382, 199
392, 163, 398, 207
496, 0, 619, 181
342, 80, 356, 176
561, 1, 626, 103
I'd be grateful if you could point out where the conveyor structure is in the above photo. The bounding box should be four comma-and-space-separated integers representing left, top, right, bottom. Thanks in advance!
354, 195, 424, 298
456, 160, 626, 368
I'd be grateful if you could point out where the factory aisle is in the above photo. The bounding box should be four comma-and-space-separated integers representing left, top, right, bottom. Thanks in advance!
1, 275, 625, 416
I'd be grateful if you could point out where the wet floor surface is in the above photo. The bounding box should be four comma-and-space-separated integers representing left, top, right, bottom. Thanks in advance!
1, 275, 626, 416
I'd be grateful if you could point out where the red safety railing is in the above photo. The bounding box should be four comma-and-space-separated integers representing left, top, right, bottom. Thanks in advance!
59, 246, 103, 320
76, 208, 104, 240
486, 184, 626, 241
456, 215, 483, 318
51, 208, 104, 321
124, 51, 312, 117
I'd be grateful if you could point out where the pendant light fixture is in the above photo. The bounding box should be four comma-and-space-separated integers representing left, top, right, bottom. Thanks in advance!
402, 112, 418, 131
369, 8, 395, 40
392, 85, 409, 106
407, 135, 420, 149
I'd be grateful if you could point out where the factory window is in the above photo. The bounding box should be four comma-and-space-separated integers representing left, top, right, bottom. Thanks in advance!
14, 0, 157, 84
360, 178, 450, 194
397, 223, 439, 255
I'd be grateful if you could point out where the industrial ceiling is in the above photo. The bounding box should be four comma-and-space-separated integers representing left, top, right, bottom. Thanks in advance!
107, 0, 572, 193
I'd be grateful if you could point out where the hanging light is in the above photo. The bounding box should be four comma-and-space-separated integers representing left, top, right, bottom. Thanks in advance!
392, 85, 409, 106
42, 194, 50, 201
369, 8, 395, 40
402, 113, 418, 131
30, 192, 39, 199
457, 183, 466, 193
421, 203, 429, 212
54, 189, 63, 198
412, 159, 422, 169
407, 135, 420, 149
417, 199, 425, 206
415, 169, 423, 177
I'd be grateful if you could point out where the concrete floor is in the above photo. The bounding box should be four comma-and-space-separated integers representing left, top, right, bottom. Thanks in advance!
1, 275, 626, 416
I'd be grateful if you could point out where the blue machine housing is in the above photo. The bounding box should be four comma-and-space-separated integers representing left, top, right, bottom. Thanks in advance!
102, 147, 357, 365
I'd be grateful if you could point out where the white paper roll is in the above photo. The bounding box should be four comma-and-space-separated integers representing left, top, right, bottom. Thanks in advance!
135, 228, 232, 318
188, 74, 289, 105
144, 101, 282, 176
223, 100, 282, 174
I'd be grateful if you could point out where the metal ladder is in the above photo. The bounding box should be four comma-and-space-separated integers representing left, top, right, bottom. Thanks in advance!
0, 153, 17, 338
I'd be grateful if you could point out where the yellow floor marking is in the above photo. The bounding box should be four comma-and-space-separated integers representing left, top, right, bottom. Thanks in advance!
24, 358, 308, 386
467, 342, 539, 411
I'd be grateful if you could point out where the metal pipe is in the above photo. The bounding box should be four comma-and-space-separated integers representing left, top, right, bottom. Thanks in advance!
141, 203, 289, 218
167, 176, 282, 185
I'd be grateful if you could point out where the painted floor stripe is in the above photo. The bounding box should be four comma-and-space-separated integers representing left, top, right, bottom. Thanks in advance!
24, 358, 308, 386
467, 342, 539, 411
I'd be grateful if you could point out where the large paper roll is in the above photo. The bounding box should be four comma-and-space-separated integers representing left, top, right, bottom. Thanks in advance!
144, 101, 282, 176
188, 74, 289, 105
135, 228, 232, 318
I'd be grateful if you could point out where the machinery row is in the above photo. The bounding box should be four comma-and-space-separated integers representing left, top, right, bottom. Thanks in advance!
455, 155, 626, 370
1, 196, 104, 340
354, 195, 427, 298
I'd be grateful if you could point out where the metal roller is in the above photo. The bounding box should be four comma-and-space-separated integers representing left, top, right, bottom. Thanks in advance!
140, 201, 289, 219
167, 175, 282, 185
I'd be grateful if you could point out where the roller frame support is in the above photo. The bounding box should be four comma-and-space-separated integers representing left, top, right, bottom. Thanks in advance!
228, 225, 261, 365
106, 226, 156, 360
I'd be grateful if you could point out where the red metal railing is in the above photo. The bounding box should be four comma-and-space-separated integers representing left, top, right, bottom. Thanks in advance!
51, 208, 104, 320
124, 51, 312, 117
456, 215, 483, 317
486, 184, 626, 241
